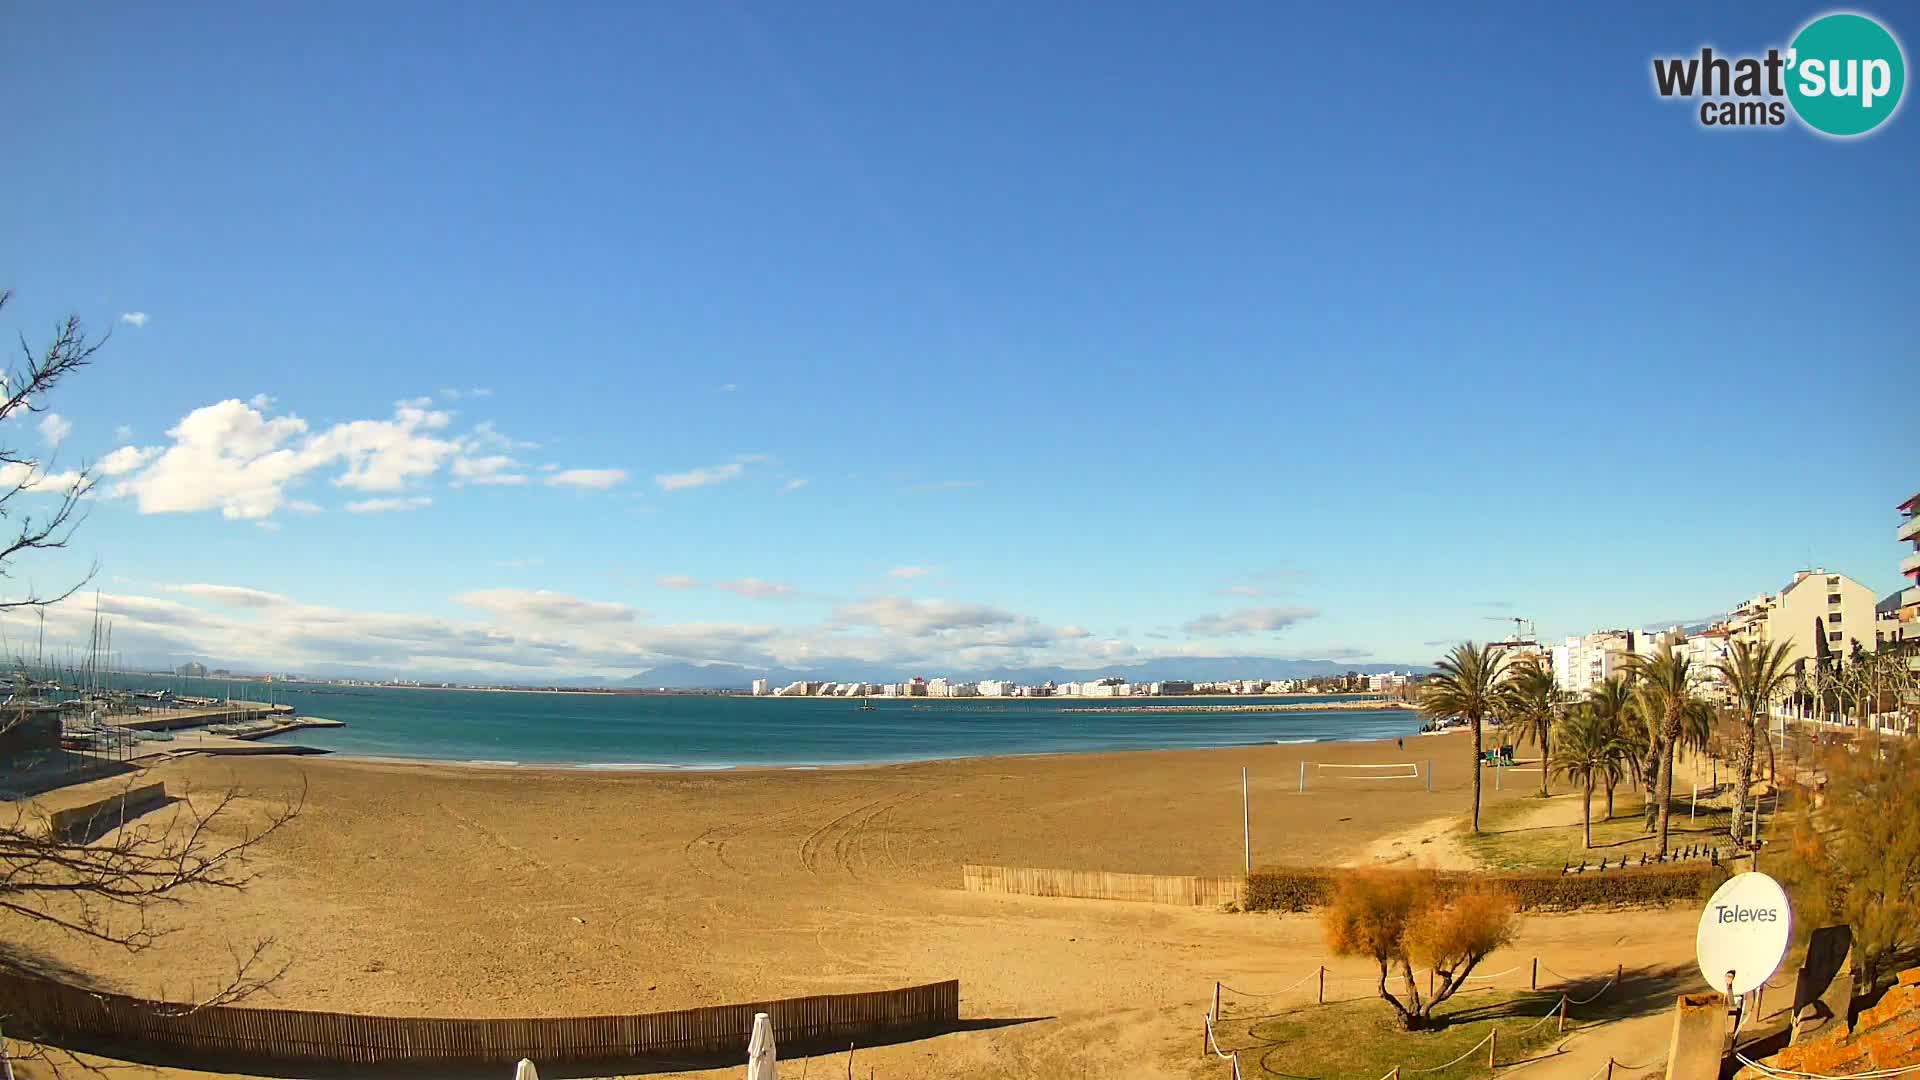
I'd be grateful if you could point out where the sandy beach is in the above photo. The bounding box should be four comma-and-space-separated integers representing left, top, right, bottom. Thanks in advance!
6, 733, 1705, 1080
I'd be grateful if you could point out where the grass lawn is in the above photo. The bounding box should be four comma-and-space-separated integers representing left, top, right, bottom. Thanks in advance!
1212, 989, 1585, 1080
1461, 787, 1764, 872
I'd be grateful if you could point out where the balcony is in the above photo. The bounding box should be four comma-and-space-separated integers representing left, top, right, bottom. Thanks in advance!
1901, 514, 1920, 544
1905, 550, 1920, 578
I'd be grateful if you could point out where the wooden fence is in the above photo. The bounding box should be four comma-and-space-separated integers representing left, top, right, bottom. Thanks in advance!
963, 863, 1244, 907
0, 970, 959, 1067
49, 782, 168, 843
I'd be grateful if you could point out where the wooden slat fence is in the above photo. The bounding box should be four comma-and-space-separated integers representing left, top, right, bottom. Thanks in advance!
963, 863, 1243, 907
0, 970, 958, 1067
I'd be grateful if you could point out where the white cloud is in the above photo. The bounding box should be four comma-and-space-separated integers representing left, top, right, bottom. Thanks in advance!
452, 588, 637, 625
656, 574, 701, 590
345, 495, 432, 513
287, 500, 323, 514
467, 420, 539, 451
451, 455, 528, 486
39, 413, 72, 447
119, 312, 148, 328
656, 462, 744, 491
1181, 606, 1319, 636
108, 399, 473, 519
887, 565, 932, 580
782, 478, 809, 493
249, 393, 276, 411
545, 468, 627, 490
113, 424, 135, 442
714, 578, 794, 599
835, 596, 1017, 637
97, 445, 160, 477
161, 583, 295, 609
0, 462, 84, 492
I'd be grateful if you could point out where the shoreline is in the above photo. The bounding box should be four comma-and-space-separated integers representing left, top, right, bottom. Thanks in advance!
299, 722, 1435, 778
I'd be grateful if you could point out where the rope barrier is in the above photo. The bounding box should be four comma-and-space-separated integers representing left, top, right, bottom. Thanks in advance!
1734, 1053, 1920, 1079
1567, 977, 1616, 1005
1218, 969, 1327, 999
1462, 964, 1526, 982
1405, 1031, 1494, 1074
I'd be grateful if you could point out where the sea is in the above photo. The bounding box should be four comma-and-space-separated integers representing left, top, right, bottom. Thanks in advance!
114, 677, 1423, 768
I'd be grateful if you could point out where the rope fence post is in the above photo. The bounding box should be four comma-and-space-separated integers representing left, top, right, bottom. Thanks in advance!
1299, 760, 1306, 794
1606, 1058, 1614, 1080
1212, 981, 1221, 1022
1531, 957, 1538, 991
1616, 962, 1623, 989
1557, 994, 1568, 1033
1318, 966, 1325, 1005
1488, 1027, 1497, 1068
1426, 759, 1432, 793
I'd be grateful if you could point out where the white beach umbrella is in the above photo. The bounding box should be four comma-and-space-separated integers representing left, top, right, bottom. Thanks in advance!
746, 1011, 778, 1080
514, 1059, 539, 1080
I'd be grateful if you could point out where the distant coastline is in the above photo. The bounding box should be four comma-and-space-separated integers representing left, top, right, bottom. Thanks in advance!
1059, 698, 1418, 714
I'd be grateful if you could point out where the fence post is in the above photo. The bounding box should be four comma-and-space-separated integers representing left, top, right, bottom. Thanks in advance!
1426, 759, 1432, 793
1606, 1059, 1614, 1080
1557, 994, 1568, 1033
1531, 957, 1538, 991
1212, 982, 1221, 1022
1317, 966, 1325, 1005
1202, 1012, 1210, 1058
1299, 760, 1306, 794
1616, 962, 1623, 989
1488, 1027, 1498, 1067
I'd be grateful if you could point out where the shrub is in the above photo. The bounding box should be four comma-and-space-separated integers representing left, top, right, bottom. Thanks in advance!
1322, 868, 1519, 1030
1246, 861, 1715, 913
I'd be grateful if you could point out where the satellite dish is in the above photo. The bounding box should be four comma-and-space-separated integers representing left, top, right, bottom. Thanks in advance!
1696, 871, 1792, 997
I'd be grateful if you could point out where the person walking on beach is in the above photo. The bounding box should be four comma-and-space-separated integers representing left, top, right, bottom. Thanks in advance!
1396, 737, 1404, 751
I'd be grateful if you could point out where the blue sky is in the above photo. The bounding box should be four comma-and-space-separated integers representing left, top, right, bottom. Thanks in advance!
1, 2, 1913, 680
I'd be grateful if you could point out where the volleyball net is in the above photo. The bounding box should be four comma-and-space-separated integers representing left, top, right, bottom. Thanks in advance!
1297, 759, 1430, 792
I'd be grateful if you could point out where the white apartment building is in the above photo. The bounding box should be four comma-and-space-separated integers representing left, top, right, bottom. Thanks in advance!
750, 678, 769, 696
1899, 492, 1920, 641
977, 680, 1012, 697
1550, 631, 1635, 697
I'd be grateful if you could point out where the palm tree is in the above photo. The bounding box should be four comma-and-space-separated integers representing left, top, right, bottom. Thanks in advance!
1623, 642, 1696, 856
1420, 642, 1508, 834
1586, 675, 1636, 819
1549, 705, 1628, 849
1714, 640, 1796, 846
1498, 658, 1560, 798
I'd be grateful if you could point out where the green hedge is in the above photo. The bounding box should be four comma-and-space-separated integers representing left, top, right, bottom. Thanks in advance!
1244, 861, 1726, 913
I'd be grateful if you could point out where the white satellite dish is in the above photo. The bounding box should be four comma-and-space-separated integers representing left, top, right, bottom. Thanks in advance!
1696, 871, 1792, 997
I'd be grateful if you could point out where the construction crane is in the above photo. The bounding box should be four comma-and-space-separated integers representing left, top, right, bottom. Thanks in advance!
1483, 615, 1537, 645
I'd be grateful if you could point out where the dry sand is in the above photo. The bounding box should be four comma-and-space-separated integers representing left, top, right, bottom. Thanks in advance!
5, 733, 1705, 1079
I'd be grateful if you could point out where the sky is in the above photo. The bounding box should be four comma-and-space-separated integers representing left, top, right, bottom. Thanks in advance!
1, 2, 1914, 682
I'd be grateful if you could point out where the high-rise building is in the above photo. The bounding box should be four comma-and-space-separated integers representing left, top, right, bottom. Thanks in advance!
750, 678, 769, 696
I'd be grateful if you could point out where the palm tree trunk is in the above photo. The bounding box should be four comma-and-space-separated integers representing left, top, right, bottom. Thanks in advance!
1731, 710, 1758, 845
1655, 713, 1678, 855
1539, 720, 1549, 799
1582, 779, 1593, 848
1470, 716, 1484, 834
1604, 777, 1615, 819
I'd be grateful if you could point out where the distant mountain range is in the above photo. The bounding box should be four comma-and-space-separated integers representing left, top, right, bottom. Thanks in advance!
618, 656, 1429, 691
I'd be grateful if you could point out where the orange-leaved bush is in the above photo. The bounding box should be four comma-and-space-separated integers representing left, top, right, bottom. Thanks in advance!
1321, 868, 1519, 1030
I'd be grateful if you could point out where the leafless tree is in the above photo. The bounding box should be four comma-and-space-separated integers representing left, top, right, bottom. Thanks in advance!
0, 292, 304, 1073
0, 289, 100, 619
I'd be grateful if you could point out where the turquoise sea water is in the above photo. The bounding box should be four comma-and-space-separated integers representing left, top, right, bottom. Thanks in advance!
118, 678, 1422, 767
